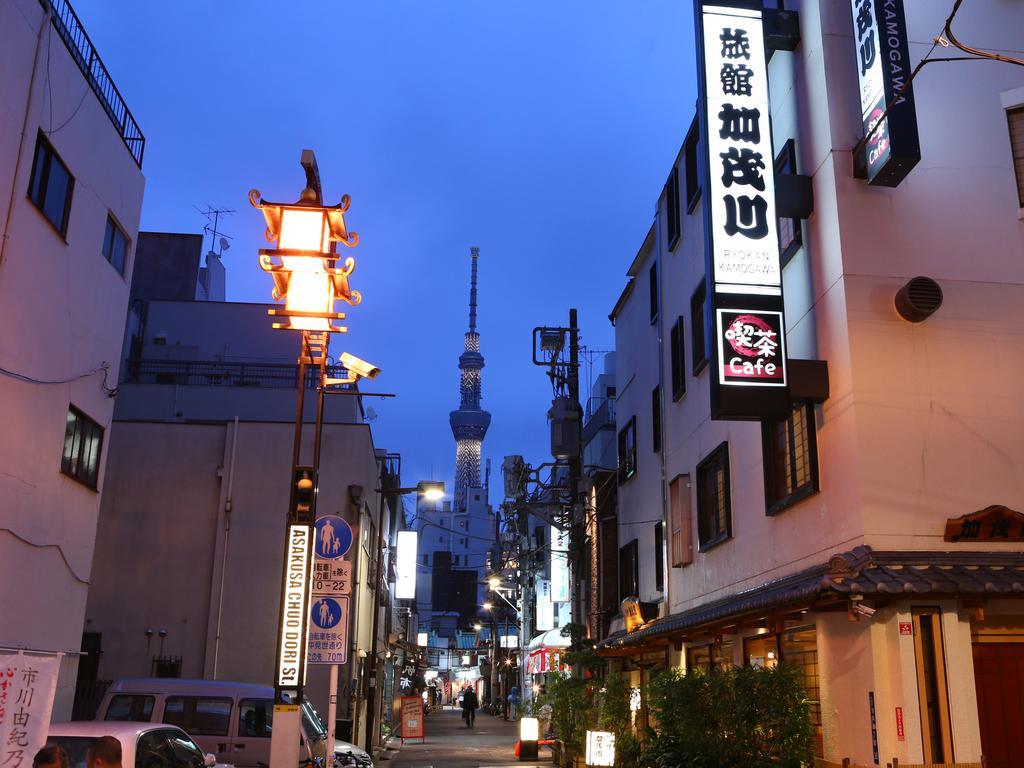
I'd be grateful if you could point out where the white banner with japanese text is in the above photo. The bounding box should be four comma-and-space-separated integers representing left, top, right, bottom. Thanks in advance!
0, 654, 61, 768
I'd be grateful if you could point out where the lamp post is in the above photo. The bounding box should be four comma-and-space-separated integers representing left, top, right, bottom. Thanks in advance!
250, 150, 370, 768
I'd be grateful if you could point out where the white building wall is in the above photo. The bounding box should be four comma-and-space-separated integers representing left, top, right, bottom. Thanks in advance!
0, 0, 145, 718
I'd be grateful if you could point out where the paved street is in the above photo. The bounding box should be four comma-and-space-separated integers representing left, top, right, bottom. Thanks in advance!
384, 707, 545, 768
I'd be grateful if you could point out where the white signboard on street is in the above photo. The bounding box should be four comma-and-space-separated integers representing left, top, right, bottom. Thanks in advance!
395, 531, 418, 600
277, 524, 312, 688
307, 595, 349, 664
535, 579, 554, 631
0, 654, 60, 768
550, 525, 570, 603
701, 5, 780, 296
311, 558, 351, 596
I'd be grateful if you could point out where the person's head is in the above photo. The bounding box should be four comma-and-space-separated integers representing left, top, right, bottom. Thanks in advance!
86, 736, 122, 768
33, 745, 69, 768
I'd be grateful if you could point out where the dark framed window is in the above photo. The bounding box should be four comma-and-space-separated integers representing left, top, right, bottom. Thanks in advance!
665, 166, 680, 250
670, 316, 686, 401
775, 139, 803, 265
684, 118, 701, 212
763, 401, 819, 514
654, 521, 664, 592
28, 132, 74, 237
651, 386, 661, 453
697, 442, 731, 550
649, 261, 658, 324
690, 282, 708, 374
618, 539, 639, 600
61, 405, 103, 490
617, 416, 637, 483
102, 214, 129, 275
151, 656, 182, 679
1009, 107, 1024, 208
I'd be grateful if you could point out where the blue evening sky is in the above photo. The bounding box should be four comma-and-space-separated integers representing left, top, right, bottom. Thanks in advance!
76, 1, 697, 493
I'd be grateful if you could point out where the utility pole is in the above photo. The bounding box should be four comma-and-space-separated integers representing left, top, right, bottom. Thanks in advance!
567, 309, 583, 629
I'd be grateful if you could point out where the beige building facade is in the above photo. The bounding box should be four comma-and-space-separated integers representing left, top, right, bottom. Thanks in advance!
0, 0, 145, 718
602, 2, 1024, 766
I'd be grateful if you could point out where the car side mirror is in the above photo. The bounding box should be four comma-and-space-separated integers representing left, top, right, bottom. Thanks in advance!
204, 755, 216, 768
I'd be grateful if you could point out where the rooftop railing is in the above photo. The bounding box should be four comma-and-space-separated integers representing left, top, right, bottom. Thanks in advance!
124, 359, 348, 389
40, 0, 145, 166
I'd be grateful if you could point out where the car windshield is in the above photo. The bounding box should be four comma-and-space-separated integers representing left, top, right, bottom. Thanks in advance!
301, 700, 327, 740
44, 737, 94, 768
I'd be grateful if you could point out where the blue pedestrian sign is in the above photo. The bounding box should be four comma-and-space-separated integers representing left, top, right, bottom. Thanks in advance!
311, 597, 343, 630
314, 515, 353, 559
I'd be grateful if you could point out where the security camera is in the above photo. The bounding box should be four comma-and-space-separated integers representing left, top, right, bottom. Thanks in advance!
340, 353, 381, 380
852, 602, 876, 618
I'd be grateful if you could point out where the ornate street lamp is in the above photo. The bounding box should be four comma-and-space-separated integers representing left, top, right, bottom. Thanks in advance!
250, 150, 374, 768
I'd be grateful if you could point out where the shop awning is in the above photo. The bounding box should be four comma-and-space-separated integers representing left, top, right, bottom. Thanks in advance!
598, 546, 1024, 653
527, 628, 571, 651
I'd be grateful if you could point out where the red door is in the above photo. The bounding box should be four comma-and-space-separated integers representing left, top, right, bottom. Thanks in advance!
973, 642, 1024, 768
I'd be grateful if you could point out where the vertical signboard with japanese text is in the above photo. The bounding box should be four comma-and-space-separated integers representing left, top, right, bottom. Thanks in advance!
696, 1, 789, 420
851, 0, 919, 186
0, 655, 60, 768
550, 525, 570, 603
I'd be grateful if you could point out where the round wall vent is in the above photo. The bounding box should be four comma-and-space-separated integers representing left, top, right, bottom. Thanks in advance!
895, 276, 943, 323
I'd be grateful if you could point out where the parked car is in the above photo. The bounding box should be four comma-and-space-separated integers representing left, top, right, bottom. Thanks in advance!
46, 721, 223, 768
96, 679, 372, 768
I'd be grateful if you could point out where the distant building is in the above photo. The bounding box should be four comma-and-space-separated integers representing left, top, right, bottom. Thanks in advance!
0, 0, 145, 718
600, 2, 1024, 766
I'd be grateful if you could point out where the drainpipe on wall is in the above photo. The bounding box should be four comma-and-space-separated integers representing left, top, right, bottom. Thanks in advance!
211, 416, 239, 679
0, 1, 50, 274
653, 206, 672, 622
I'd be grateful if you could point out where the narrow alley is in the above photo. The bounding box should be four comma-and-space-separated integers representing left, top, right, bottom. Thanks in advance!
386, 707, 542, 768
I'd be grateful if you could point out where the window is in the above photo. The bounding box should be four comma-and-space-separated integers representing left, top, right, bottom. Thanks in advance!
28, 132, 74, 236
617, 416, 637, 483
670, 316, 686, 400
61, 405, 103, 490
744, 634, 779, 669
135, 731, 167, 768
103, 215, 129, 275
618, 539, 639, 600
665, 166, 681, 249
781, 626, 822, 758
160, 730, 208, 768
1009, 107, 1024, 207
163, 696, 232, 736
762, 401, 819, 514
775, 139, 803, 265
651, 386, 662, 453
690, 282, 707, 374
684, 118, 701, 211
104, 695, 155, 722
654, 521, 664, 592
913, 609, 954, 763
697, 442, 731, 550
151, 656, 181, 678
669, 474, 692, 567
649, 261, 658, 323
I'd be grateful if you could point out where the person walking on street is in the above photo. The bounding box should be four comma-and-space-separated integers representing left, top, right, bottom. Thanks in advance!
462, 686, 479, 728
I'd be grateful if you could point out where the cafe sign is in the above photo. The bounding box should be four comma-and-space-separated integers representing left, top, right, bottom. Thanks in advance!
850, 0, 920, 186
696, 1, 789, 419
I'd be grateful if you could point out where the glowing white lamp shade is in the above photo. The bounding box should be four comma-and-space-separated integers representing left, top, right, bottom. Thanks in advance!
520, 717, 539, 741
586, 731, 616, 767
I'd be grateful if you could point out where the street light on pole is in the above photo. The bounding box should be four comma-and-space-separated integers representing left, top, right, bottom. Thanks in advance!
250, 150, 369, 768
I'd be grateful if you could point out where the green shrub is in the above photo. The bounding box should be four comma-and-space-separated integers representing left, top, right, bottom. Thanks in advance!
643, 664, 814, 768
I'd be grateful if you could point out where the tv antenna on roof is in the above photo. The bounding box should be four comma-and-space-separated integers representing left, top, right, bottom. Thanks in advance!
195, 204, 235, 257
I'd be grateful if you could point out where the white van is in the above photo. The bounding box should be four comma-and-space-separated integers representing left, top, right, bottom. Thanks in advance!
96, 679, 371, 768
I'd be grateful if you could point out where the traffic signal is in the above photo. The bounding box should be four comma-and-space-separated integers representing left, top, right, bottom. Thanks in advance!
291, 466, 317, 523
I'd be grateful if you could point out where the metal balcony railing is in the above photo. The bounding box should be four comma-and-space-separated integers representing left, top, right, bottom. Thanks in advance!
39, 0, 145, 166
583, 397, 616, 445
124, 359, 347, 389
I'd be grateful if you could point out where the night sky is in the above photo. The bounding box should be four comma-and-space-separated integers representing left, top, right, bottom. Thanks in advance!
74, 1, 697, 492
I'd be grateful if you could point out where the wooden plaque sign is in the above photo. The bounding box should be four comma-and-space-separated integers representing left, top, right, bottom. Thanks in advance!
944, 505, 1024, 543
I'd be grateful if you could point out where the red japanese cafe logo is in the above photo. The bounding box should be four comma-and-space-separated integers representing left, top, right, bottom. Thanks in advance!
717, 309, 786, 386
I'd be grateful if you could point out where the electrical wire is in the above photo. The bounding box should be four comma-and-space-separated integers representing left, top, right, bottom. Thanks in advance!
0, 361, 117, 396
1, 527, 89, 585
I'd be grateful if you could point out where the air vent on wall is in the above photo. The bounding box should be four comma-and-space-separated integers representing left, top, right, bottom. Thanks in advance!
895, 276, 943, 322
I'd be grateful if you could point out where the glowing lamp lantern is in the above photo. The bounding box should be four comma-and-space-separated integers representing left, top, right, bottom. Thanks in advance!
249, 188, 361, 333
519, 717, 539, 761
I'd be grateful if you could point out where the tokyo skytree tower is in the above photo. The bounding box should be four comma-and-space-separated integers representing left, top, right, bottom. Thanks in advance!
449, 247, 491, 513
